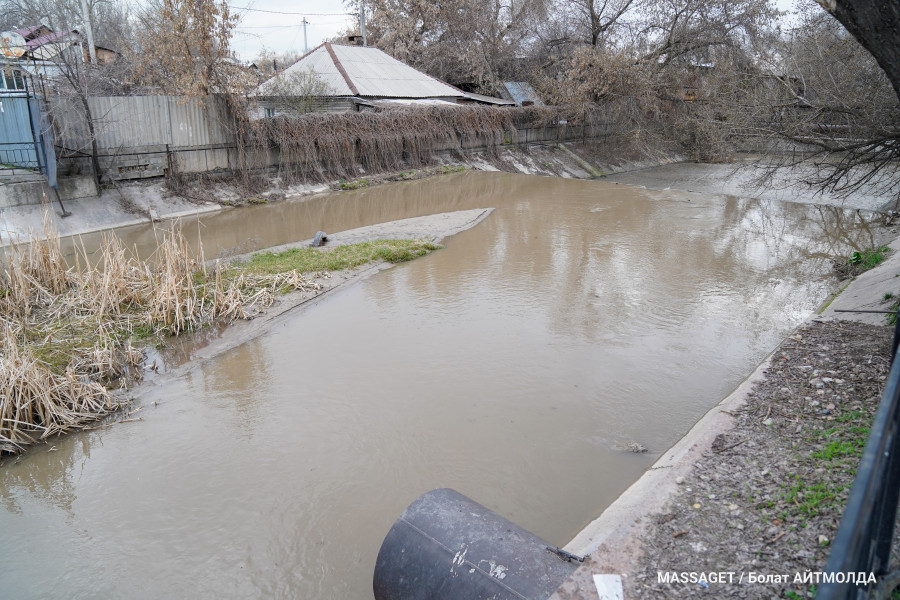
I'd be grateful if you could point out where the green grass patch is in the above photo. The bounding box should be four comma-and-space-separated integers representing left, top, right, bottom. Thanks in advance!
811, 438, 866, 461
237, 239, 441, 275
835, 409, 866, 423
781, 475, 846, 519
848, 245, 891, 271
338, 178, 369, 190
886, 300, 900, 325
31, 337, 91, 374
781, 409, 872, 525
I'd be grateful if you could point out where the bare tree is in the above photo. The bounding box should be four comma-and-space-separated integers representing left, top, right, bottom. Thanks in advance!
534, 0, 777, 161
128, 0, 238, 96
633, 0, 776, 67
723, 3, 900, 202
256, 67, 334, 115
346, 0, 547, 94
251, 48, 304, 79
0, 0, 139, 189
561, 0, 637, 47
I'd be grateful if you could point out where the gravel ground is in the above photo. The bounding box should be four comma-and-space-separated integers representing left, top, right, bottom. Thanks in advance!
630, 318, 894, 599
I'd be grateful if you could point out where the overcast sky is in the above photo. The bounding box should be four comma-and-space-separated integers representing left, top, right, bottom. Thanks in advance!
228, 0, 802, 62
229, 1, 357, 61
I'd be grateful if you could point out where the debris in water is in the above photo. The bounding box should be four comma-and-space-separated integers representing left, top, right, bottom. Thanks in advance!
626, 441, 648, 453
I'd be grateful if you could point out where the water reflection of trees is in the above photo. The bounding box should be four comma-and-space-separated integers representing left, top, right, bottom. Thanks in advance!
367, 176, 884, 351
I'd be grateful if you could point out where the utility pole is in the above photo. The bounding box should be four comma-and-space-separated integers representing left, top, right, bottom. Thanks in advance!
79, 0, 97, 64
360, 2, 367, 46
301, 17, 309, 53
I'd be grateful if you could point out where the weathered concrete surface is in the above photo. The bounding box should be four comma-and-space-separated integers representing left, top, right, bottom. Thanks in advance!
821, 239, 900, 325
0, 180, 223, 246
257, 208, 494, 254
0, 175, 98, 209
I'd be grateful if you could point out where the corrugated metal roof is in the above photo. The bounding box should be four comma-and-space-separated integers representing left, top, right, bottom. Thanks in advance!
330, 44, 461, 98
460, 91, 515, 105
500, 82, 544, 106
256, 45, 353, 96
256, 42, 467, 100
13, 25, 48, 40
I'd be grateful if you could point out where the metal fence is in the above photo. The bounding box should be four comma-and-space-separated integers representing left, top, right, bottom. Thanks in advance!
818, 313, 900, 599
52, 95, 235, 181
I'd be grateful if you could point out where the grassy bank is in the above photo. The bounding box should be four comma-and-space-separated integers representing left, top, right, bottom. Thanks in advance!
238, 239, 440, 275
0, 223, 439, 453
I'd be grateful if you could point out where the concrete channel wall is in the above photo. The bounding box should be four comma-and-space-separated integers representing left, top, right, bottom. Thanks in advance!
48, 95, 612, 194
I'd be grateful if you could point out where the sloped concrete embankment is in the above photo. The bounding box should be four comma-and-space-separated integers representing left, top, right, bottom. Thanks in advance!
0, 142, 676, 246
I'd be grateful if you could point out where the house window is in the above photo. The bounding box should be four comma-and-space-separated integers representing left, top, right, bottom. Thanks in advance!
265, 107, 275, 118
1, 70, 25, 90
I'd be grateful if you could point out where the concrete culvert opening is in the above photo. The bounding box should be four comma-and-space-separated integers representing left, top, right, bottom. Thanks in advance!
373, 488, 579, 600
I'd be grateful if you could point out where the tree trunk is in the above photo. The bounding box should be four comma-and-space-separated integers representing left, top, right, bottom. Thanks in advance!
78, 93, 102, 193
822, 0, 900, 100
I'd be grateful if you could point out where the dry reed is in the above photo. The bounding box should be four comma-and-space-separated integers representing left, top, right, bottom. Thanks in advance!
0, 328, 115, 453
0, 220, 326, 454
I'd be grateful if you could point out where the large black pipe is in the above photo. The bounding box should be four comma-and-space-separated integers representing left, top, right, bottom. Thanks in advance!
373, 488, 579, 600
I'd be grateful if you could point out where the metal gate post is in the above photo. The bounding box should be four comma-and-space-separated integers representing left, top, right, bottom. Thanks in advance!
23, 77, 44, 174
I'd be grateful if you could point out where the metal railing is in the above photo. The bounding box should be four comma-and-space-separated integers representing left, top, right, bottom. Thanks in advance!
0, 144, 41, 170
818, 310, 900, 599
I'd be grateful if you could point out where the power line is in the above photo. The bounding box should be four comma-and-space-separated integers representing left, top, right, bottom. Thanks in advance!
230, 4, 351, 16
238, 24, 304, 29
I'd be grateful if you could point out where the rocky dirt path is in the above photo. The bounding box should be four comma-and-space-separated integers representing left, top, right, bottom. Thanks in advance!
630, 318, 892, 598
552, 318, 894, 600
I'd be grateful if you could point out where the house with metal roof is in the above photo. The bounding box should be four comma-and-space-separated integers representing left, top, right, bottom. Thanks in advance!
253, 41, 513, 116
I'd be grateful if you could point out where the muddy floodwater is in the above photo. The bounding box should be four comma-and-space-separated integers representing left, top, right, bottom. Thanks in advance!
0, 172, 885, 599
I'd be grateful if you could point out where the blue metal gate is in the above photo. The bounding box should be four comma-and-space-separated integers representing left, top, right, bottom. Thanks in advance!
0, 91, 42, 170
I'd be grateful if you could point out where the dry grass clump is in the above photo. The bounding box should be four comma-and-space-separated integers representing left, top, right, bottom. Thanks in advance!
0, 329, 116, 453
0, 221, 326, 453
1, 214, 71, 316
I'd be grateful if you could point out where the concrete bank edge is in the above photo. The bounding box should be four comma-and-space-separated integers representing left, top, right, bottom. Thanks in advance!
565, 353, 773, 558
551, 351, 775, 596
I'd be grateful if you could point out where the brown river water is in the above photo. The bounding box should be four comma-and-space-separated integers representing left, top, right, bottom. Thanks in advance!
0, 172, 884, 599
